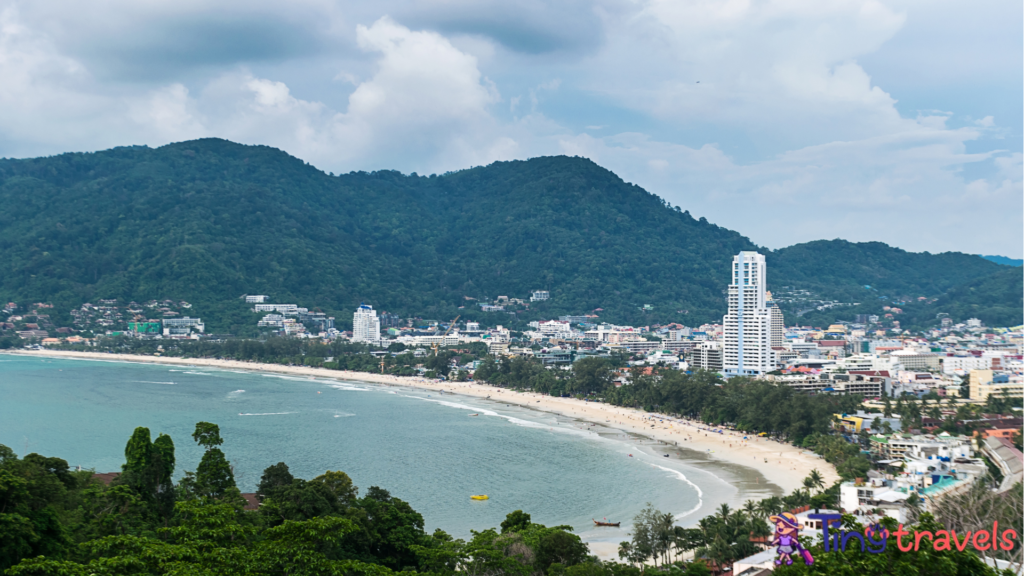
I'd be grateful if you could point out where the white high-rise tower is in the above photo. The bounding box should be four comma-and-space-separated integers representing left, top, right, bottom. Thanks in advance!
723, 251, 776, 377
352, 304, 381, 344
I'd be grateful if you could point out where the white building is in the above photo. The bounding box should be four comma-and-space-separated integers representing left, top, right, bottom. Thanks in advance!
829, 353, 903, 374
397, 333, 469, 348
766, 291, 785, 347
352, 304, 381, 344
942, 355, 992, 374
635, 349, 688, 371
257, 314, 286, 328
692, 340, 723, 373
530, 290, 550, 302
254, 304, 300, 315
890, 350, 941, 371
162, 317, 204, 336
244, 295, 268, 303
722, 251, 776, 377
584, 325, 642, 343
537, 320, 573, 337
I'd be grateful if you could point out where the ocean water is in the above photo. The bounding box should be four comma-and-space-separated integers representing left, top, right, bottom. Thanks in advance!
0, 355, 772, 546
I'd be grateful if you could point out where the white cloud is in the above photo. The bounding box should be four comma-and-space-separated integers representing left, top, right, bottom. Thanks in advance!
140, 17, 514, 172
583, 0, 911, 151
551, 122, 1021, 255
129, 84, 206, 141
0, 1, 1018, 256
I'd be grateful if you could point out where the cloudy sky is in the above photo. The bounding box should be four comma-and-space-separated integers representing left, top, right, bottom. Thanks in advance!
1, 0, 1020, 257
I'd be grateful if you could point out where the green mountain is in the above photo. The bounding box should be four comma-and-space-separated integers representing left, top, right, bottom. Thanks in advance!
981, 255, 1023, 267
0, 139, 1014, 333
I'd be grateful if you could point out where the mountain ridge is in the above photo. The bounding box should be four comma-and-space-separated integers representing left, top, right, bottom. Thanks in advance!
0, 138, 1014, 333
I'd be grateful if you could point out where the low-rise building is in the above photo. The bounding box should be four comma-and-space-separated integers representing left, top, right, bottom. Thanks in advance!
891, 350, 941, 371
834, 411, 902, 434
537, 320, 573, 337
254, 304, 300, 315
943, 355, 992, 374
830, 353, 903, 373
258, 314, 286, 328
980, 435, 1024, 492
868, 432, 972, 461
766, 373, 891, 397
633, 349, 688, 371
162, 317, 204, 336
839, 475, 910, 522
969, 370, 1024, 402
608, 340, 693, 354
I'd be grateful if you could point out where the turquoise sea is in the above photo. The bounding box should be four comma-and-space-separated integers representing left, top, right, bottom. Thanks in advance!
0, 355, 775, 549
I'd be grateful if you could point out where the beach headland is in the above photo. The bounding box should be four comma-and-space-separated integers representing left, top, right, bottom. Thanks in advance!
4, 349, 839, 497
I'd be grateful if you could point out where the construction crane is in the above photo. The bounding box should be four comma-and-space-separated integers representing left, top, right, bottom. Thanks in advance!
432, 315, 461, 356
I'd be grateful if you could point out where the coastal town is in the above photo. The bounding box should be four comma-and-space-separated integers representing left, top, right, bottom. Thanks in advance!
3, 251, 1021, 573
4, 251, 1020, 405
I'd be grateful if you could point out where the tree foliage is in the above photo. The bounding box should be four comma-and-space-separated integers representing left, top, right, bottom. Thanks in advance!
0, 139, 1012, 333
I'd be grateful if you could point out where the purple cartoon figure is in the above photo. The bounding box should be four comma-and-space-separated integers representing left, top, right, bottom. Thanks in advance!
769, 512, 813, 566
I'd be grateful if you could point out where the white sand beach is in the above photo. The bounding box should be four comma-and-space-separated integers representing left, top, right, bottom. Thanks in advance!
6, 349, 840, 496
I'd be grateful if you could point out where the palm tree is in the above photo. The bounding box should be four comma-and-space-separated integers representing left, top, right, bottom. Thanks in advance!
742, 499, 758, 519
747, 513, 773, 545
759, 496, 783, 517
696, 517, 714, 551
802, 476, 816, 496
654, 510, 675, 566
808, 468, 825, 492
708, 534, 732, 569
716, 503, 731, 522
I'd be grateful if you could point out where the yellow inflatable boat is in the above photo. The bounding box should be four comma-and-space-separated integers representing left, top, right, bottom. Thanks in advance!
470, 495, 489, 500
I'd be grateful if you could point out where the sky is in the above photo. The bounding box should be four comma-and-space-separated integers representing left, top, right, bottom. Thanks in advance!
0, 0, 1020, 257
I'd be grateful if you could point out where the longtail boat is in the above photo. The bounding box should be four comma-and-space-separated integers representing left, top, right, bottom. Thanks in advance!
593, 519, 620, 527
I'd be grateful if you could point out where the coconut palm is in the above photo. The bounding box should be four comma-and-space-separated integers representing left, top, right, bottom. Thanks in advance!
742, 499, 759, 519
808, 468, 825, 492
716, 503, 731, 522
802, 476, 817, 500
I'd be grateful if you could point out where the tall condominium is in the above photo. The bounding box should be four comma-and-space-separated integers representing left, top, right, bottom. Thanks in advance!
352, 304, 381, 344
723, 251, 776, 377
766, 291, 786, 348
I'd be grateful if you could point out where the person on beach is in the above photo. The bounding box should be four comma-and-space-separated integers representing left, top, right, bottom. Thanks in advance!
769, 512, 812, 566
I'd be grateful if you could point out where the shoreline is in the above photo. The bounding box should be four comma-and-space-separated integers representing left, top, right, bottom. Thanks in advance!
4, 349, 840, 497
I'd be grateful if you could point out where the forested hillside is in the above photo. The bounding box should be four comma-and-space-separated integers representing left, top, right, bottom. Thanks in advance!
0, 139, 1014, 332
800, 266, 1024, 330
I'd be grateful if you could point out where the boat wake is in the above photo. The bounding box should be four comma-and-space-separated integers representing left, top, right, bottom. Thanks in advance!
135, 381, 175, 385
